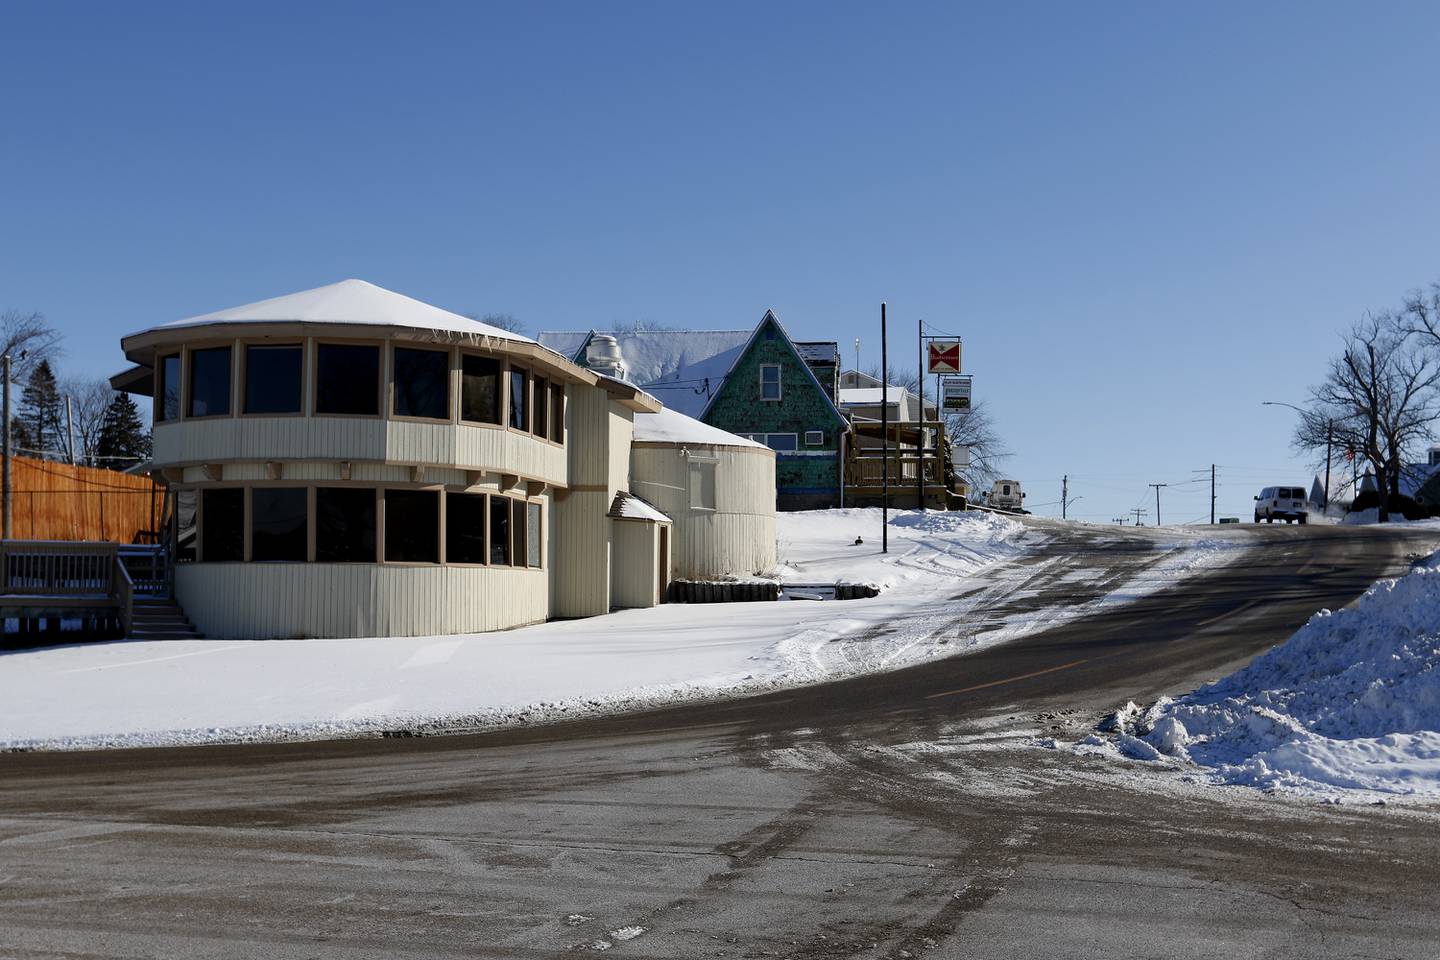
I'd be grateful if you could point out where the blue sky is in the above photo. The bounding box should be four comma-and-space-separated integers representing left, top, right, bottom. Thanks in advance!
4, 1, 1439, 523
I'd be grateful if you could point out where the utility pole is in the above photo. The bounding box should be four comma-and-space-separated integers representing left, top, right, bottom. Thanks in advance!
2, 353, 10, 540
881, 302, 888, 555
1148, 483, 1168, 527
916, 315, 925, 513
1323, 419, 1333, 513
1131, 507, 1147, 526
1210, 464, 1216, 525
1062, 475, 1069, 520
65, 395, 77, 466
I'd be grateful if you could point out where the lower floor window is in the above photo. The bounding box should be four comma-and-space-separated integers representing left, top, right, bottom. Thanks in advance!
201, 489, 243, 562
317, 488, 376, 562
251, 487, 307, 562
384, 489, 439, 563
183, 483, 543, 568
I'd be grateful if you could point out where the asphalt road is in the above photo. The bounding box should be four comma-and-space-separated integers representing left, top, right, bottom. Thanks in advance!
3, 522, 1439, 959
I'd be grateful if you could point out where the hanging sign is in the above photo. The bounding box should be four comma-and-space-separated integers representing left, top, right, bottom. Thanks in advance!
942, 375, 972, 411
926, 339, 962, 375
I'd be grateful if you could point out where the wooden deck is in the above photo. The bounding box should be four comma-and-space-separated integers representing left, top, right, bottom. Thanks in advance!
0, 540, 171, 640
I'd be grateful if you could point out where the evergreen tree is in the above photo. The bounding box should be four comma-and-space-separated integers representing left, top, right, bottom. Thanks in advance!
16, 359, 62, 458
95, 392, 151, 465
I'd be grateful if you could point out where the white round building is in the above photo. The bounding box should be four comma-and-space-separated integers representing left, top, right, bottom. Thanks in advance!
113, 278, 699, 639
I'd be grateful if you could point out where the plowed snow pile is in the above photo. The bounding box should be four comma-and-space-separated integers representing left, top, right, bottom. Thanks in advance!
1085, 556, 1440, 799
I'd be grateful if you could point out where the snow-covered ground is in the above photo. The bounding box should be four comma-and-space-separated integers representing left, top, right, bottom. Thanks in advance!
1077, 547, 1440, 802
0, 509, 1239, 752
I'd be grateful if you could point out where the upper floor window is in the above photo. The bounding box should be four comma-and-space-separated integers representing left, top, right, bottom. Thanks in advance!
461, 355, 502, 424
316, 343, 379, 416
532, 375, 549, 439
760, 364, 782, 401
393, 347, 450, 420
549, 382, 565, 443
188, 346, 232, 417
509, 367, 529, 431
158, 353, 181, 422
245, 344, 303, 415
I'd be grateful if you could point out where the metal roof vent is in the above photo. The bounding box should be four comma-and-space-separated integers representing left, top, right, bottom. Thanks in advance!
586, 334, 627, 381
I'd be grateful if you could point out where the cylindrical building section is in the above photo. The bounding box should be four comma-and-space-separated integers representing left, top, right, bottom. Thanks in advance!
629, 408, 776, 580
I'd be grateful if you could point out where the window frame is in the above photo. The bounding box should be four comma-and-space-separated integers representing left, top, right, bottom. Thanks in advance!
156, 351, 183, 423
390, 344, 454, 422
312, 339, 385, 419
241, 341, 306, 417
508, 365, 530, 433
248, 485, 309, 563
759, 363, 782, 402
549, 381, 565, 444
315, 486, 379, 563
444, 490, 492, 566
804, 430, 825, 447
198, 486, 245, 562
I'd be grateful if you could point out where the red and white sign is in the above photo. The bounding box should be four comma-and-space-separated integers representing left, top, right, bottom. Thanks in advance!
926, 339, 962, 375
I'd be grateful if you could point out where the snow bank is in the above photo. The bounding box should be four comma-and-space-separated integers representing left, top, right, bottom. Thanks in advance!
1085, 553, 1440, 799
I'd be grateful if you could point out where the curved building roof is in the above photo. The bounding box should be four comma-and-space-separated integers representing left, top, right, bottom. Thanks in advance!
129, 279, 532, 343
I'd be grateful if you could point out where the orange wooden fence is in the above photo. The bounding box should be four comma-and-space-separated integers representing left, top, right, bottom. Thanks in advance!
3, 455, 161, 543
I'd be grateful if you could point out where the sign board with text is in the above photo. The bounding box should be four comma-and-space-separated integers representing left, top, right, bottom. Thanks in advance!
942, 375, 973, 411
926, 339, 962, 375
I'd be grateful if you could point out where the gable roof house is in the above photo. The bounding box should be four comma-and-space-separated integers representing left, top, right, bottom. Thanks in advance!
540, 311, 850, 510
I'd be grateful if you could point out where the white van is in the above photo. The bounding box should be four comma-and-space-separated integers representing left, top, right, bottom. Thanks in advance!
988, 479, 1025, 512
1254, 486, 1309, 524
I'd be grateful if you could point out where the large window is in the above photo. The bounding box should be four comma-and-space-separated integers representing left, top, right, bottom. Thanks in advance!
245, 345, 303, 414
446, 492, 488, 564
316, 488, 376, 562
489, 496, 511, 565
527, 501, 542, 568
159, 353, 181, 422
509, 367, 528, 430
512, 498, 528, 570
188, 346, 232, 417
549, 382, 564, 443
759, 364, 782, 402
461, 355, 502, 424
316, 344, 380, 415
532, 375, 548, 438
393, 347, 450, 420
201, 488, 244, 561
250, 487, 307, 561
384, 489, 438, 562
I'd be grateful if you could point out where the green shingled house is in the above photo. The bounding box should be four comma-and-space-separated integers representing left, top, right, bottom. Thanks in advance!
539, 311, 850, 510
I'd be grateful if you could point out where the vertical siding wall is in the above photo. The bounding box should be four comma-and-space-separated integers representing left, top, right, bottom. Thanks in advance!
611, 520, 660, 608
551, 384, 622, 617
177, 563, 549, 639
630, 444, 777, 580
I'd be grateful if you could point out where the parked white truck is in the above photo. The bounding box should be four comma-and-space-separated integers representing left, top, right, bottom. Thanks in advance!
987, 479, 1026, 513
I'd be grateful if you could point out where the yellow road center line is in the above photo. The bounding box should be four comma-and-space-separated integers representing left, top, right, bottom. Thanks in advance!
924, 659, 1089, 700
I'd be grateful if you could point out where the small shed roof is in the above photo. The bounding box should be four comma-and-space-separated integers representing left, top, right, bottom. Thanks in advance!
130, 279, 532, 343
838, 386, 905, 406
633, 407, 768, 449
608, 491, 672, 523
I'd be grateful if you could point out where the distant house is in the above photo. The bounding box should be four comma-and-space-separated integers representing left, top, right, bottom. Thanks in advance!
837, 369, 937, 427
540, 311, 850, 510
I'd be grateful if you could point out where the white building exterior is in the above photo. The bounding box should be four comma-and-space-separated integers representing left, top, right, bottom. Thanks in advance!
112, 279, 776, 640
630, 407, 777, 581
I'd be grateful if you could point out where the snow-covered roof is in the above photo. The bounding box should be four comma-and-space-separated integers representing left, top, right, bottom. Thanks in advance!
632, 406, 767, 449
536, 329, 751, 418
607, 492, 672, 523
795, 341, 839, 364
838, 386, 905, 406
134, 279, 533, 343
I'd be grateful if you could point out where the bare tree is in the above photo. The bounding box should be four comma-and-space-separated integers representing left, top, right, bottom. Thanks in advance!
1298, 311, 1440, 520
464, 312, 527, 336
0, 309, 62, 382
944, 400, 1010, 491
60, 378, 114, 466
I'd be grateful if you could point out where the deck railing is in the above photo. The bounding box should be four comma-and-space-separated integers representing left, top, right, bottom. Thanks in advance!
0, 541, 168, 635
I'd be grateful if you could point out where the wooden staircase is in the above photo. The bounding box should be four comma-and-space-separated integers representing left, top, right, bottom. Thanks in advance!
128, 597, 204, 641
